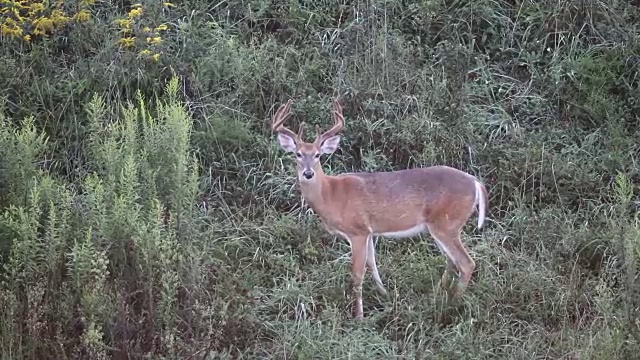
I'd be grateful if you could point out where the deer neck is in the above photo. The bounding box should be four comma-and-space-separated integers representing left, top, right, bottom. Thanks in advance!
298, 167, 329, 212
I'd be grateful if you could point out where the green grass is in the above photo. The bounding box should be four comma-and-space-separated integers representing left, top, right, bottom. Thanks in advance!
0, 0, 639, 358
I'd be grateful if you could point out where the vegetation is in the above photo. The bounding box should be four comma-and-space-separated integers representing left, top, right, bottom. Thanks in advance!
0, 0, 639, 358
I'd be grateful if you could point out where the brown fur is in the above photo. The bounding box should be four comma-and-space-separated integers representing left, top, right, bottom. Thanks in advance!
273, 99, 489, 319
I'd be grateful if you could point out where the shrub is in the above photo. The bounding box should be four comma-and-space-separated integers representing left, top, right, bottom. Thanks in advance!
1, 0, 639, 358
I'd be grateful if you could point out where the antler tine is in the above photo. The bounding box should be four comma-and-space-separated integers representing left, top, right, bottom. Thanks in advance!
316, 98, 345, 144
271, 99, 299, 141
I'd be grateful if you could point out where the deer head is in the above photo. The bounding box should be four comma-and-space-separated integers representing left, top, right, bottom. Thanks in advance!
272, 98, 345, 182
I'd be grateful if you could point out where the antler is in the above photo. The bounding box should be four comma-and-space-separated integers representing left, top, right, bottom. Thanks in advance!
271, 99, 301, 141
314, 98, 345, 144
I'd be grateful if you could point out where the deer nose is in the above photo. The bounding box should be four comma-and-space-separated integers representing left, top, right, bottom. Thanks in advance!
302, 170, 315, 180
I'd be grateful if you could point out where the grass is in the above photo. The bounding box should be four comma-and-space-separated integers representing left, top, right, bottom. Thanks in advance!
0, 0, 639, 358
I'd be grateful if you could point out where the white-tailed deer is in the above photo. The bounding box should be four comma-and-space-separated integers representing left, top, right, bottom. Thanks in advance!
272, 98, 488, 319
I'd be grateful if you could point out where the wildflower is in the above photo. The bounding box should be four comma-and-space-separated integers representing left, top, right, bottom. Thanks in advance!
146, 36, 162, 45
156, 24, 168, 31
24, 34, 31, 41
28, 3, 46, 14
128, 8, 142, 18
12, 8, 24, 21
118, 37, 136, 47
51, 10, 70, 26
143, 26, 151, 33
1, 23, 23, 38
33, 17, 55, 33
74, 9, 91, 22
139, 49, 151, 56
116, 18, 132, 28
163, 2, 176, 7
152, 53, 160, 62
132, 3, 143, 7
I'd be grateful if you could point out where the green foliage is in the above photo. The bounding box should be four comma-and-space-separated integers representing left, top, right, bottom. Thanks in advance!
0, 0, 640, 358
0, 81, 202, 358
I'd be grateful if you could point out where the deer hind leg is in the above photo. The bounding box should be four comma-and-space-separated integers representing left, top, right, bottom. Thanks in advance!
440, 257, 456, 290
347, 234, 368, 319
366, 235, 387, 296
427, 225, 476, 298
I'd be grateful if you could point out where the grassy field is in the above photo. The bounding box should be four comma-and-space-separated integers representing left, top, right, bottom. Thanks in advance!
0, 0, 639, 358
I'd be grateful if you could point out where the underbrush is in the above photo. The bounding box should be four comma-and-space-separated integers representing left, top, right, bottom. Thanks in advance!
1, 0, 639, 358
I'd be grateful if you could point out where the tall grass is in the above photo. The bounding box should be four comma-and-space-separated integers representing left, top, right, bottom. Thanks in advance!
0, 0, 639, 358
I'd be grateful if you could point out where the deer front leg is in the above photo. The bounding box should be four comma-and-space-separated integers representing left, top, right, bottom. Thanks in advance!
349, 235, 368, 320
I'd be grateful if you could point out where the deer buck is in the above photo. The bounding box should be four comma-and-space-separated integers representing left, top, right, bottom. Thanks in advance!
272, 98, 488, 320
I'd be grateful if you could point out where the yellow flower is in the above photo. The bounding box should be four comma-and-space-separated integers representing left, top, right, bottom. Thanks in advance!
29, 3, 46, 13
33, 17, 55, 33
3, 18, 17, 27
118, 37, 136, 47
163, 2, 176, 7
132, 3, 143, 7
116, 18, 132, 28
128, 8, 142, 18
139, 49, 151, 56
1, 23, 23, 38
12, 8, 24, 21
51, 10, 70, 26
75, 9, 91, 22
146, 36, 162, 45
23, 34, 31, 41
152, 53, 160, 62
156, 24, 168, 31
143, 26, 151, 32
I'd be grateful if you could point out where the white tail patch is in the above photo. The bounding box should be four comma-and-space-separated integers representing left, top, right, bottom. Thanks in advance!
475, 180, 486, 229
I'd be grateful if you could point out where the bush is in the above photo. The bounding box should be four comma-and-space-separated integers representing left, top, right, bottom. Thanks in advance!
1, 0, 639, 358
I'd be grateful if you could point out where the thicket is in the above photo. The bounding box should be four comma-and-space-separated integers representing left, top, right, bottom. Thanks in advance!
0, 0, 639, 358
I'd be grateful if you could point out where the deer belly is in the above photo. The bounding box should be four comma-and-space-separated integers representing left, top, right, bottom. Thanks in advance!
374, 224, 428, 238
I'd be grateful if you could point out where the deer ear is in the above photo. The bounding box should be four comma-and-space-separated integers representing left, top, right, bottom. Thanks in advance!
320, 135, 341, 154
277, 133, 297, 152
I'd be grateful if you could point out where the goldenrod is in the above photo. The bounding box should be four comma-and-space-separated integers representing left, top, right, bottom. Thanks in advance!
0, 0, 96, 40
118, 37, 136, 48
128, 8, 142, 18
146, 36, 162, 45
75, 9, 91, 22
116, 18, 132, 28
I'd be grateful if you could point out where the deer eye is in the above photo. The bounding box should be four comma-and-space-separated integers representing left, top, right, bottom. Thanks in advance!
295, 152, 302, 158
314, 153, 320, 158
